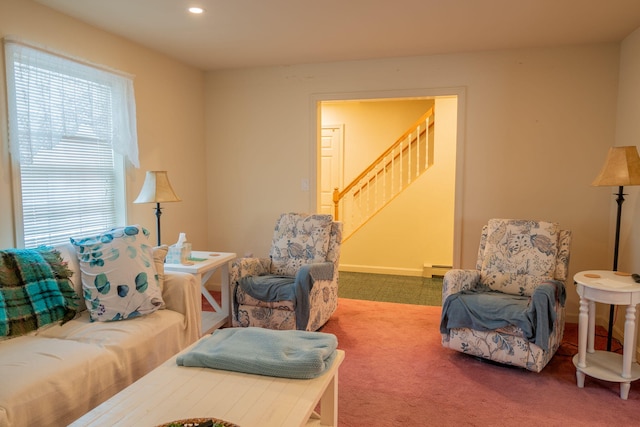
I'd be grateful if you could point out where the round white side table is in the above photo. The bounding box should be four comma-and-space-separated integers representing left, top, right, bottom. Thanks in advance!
572, 270, 640, 400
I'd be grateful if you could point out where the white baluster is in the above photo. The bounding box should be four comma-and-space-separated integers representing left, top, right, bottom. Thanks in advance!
391, 146, 395, 198
374, 167, 378, 213
407, 133, 412, 185
416, 124, 421, 179
400, 138, 404, 191
382, 153, 387, 205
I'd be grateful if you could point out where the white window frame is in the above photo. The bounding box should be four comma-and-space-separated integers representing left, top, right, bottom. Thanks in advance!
10, 150, 128, 248
4, 38, 138, 248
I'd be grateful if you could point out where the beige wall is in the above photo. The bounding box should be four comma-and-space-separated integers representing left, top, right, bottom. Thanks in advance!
0, 0, 208, 249
323, 97, 456, 275
205, 44, 620, 321
609, 27, 640, 339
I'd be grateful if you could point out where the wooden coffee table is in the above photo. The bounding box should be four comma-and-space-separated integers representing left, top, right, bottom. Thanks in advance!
69, 340, 345, 426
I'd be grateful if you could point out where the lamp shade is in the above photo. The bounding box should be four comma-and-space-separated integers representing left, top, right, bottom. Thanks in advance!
592, 146, 640, 187
133, 171, 181, 204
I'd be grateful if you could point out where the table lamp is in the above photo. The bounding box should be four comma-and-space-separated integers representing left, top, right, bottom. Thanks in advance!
592, 145, 640, 350
134, 171, 181, 246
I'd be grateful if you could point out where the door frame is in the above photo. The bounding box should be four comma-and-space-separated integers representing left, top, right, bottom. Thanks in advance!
309, 87, 467, 269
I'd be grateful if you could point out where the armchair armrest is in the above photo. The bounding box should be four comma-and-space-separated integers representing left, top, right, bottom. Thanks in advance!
230, 257, 271, 284
442, 269, 482, 304
532, 279, 567, 307
305, 262, 335, 282
162, 272, 200, 344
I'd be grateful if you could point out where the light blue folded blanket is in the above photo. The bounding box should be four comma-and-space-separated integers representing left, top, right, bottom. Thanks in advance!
176, 327, 338, 379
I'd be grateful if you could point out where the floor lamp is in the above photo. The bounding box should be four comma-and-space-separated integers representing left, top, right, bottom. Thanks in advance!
592, 146, 640, 351
133, 171, 182, 246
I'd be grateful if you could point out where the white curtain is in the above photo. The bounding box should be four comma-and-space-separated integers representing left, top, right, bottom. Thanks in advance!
4, 38, 140, 168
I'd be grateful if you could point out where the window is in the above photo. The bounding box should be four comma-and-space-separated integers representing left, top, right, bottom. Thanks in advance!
4, 39, 139, 247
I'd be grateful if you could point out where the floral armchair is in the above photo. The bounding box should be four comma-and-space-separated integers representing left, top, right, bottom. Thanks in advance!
229, 213, 342, 331
440, 219, 571, 372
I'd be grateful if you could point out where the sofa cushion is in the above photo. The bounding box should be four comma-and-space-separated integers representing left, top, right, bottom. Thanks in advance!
36, 309, 188, 383
480, 219, 559, 296
269, 213, 333, 276
0, 335, 123, 427
70, 225, 164, 322
0, 248, 78, 338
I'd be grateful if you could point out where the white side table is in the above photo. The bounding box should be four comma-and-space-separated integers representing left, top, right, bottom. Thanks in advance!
165, 251, 236, 335
573, 270, 640, 399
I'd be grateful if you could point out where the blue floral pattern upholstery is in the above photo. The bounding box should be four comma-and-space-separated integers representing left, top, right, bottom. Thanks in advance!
442, 219, 571, 372
480, 219, 559, 296
269, 213, 333, 276
70, 225, 164, 322
230, 213, 342, 331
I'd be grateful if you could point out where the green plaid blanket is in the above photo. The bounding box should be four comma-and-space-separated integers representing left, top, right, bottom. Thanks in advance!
0, 248, 79, 337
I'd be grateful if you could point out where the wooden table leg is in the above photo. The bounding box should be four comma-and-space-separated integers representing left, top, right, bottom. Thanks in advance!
578, 297, 589, 369
620, 304, 637, 399
320, 371, 338, 426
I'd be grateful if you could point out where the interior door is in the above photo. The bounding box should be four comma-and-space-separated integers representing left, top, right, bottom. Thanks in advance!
320, 125, 344, 215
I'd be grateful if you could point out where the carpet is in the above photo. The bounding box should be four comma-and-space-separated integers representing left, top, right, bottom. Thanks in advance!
338, 271, 443, 306
205, 294, 640, 426
317, 298, 640, 427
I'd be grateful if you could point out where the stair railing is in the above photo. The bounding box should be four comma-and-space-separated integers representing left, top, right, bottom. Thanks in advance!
333, 107, 435, 238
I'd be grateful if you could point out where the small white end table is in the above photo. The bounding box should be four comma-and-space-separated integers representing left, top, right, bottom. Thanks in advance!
573, 270, 640, 399
165, 251, 236, 335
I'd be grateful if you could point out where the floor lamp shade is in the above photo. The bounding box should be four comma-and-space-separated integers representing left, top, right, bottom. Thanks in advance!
134, 171, 181, 246
592, 146, 640, 351
592, 146, 640, 187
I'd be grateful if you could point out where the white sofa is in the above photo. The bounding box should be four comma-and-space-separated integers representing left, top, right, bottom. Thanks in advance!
0, 243, 201, 427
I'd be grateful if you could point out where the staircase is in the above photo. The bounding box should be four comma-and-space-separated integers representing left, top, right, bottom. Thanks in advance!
333, 107, 435, 240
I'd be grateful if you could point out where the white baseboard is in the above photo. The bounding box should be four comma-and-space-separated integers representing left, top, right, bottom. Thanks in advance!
422, 264, 452, 278
339, 264, 423, 277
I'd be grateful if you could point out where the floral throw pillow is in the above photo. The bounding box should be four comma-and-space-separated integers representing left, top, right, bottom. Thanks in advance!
269, 213, 333, 276
70, 225, 164, 322
480, 219, 559, 296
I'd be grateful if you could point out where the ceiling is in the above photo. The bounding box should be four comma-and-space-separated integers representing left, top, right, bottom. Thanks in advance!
34, 0, 640, 71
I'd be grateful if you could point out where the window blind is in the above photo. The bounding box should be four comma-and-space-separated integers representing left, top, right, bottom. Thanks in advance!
4, 39, 136, 247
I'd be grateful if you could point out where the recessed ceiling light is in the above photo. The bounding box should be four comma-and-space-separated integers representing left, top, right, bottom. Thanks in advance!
188, 7, 205, 14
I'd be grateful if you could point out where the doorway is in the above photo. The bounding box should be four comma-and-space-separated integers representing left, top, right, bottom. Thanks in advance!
314, 90, 464, 276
